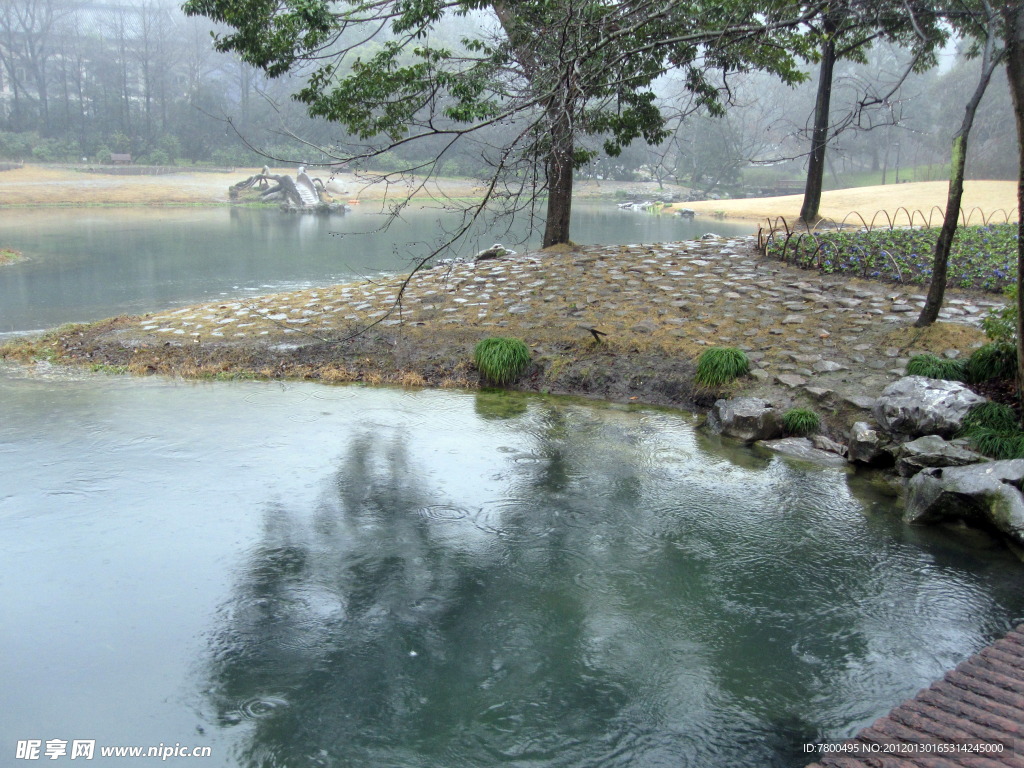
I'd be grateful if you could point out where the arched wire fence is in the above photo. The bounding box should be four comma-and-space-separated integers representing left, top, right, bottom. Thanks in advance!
757, 206, 1020, 291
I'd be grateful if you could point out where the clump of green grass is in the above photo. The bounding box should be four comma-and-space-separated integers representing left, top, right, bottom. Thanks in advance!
474, 337, 531, 385
965, 342, 1017, 383
694, 347, 749, 387
960, 401, 1019, 433
963, 428, 1024, 460
959, 402, 1024, 459
782, 408, 819, 437
906, 354, 967, 382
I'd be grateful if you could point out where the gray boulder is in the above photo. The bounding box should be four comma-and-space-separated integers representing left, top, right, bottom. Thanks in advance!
705, 398, 783, 443
905, 460, 1024, 545
872, 376, 985, 438
753, 437, 849, 467
895, 434, 984, 477
475, 243, 514, 261
848, 421, 891, 466
811, 434, 848, 457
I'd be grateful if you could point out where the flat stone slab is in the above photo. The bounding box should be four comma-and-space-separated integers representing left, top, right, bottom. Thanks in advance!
895, 434, 984, 477
775, 374, 806, 388
802, 386, 833, 400
812, 360, 846, 373
843, 395, 877, 410
753, 437, 850, 467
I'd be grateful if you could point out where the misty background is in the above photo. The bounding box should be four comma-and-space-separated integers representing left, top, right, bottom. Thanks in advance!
0, 0, 1015, 195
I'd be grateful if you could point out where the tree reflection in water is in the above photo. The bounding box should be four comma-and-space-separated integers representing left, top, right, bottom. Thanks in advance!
203, 426, 633, 767
199, 397, 1019, 768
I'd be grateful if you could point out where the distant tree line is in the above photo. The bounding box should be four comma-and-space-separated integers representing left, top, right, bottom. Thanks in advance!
0, 0, 1016, 194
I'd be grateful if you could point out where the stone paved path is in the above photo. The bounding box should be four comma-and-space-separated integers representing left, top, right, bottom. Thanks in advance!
127, 234, 1001, 410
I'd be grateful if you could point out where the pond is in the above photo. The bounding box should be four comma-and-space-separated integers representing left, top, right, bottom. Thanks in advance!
0, 205, 752, 333
2, 366, 1022, 767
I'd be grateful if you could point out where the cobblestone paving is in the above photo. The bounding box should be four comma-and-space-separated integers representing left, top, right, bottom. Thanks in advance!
132, 234, 1002, 404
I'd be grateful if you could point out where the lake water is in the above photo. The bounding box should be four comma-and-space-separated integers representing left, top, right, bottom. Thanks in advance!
0, 205, 752, 333
2, 366, 1022, 767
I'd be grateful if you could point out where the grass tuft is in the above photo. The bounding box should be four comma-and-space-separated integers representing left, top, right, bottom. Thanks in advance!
906, 354, 968, 382
965, 342, 1017, 383
960, 401, 1019, 433
963, 427, 1024, 460
959, 402, 1024, 459
474, 337, 531, 385
782, 408, 819, 437
694, 347, 750, 387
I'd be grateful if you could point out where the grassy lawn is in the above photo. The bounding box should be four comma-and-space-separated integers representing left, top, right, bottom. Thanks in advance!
765, 223, 1019, 292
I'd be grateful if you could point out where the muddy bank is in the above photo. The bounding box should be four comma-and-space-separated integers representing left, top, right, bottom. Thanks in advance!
8, 317, 703, 412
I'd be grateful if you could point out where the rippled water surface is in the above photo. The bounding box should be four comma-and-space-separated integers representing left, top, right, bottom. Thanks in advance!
0, 206, 752, 332
2, 367, 1023, 767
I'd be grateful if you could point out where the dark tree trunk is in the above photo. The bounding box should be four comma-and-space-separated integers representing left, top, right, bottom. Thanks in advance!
543, 112, 574, 248
799, 35, 837, 224
916, 12, 999, 328
1003, 1, 1024, 425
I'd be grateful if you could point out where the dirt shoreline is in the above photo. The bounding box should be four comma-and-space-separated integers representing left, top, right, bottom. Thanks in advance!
1, 236, 998, 446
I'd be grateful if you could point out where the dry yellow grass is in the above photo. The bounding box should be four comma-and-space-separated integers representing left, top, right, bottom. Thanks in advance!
0, 164, 488, 206
680, 180, 1018, 223
884, 322, 988, 356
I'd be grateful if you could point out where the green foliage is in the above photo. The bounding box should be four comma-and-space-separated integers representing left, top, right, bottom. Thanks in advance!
694, 347, 749, 387
766, 224, 1019, 292
959, 402, 1024, 460
958, 402, 1024, 459
782, 408, 819, 437
961, 401, 1019, 433
905, 354, 967, 381
963, 428, 1024, 460
966, 343, 1017, 383
0, 131, 80, 162
474, 337, 531, 385
981, 284, 1017, 343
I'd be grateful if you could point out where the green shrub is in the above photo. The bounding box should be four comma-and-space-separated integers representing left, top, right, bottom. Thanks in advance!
694, 347, 750, 387
960, 401, 1019, 433
782, 408, 819, 437
959, 402, 1024, 459
981, 284, 1017, 343
963, 427, 1024, 460
905, 354, 967, 382
966, 342, 1017, 383
474, 337, 531, 385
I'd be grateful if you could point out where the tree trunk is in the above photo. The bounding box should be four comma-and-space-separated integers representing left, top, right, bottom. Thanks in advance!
1003, 1, 1024, 425
915, 12, 999, 328
799, 35, 837, 224
543, 112, 574, 248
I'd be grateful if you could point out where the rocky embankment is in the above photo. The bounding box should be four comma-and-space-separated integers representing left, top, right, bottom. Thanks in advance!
707, 377, 1024, 554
